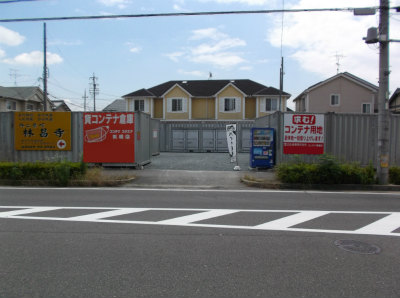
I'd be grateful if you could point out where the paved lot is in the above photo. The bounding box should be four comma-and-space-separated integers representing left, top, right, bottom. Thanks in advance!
106, 152, 277, 189
146, 152, 252, 171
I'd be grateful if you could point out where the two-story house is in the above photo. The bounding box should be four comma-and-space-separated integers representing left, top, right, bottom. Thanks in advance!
390, 88, 400, 114
294, 72, 378, 114
0, 86, 53, 112
123, 79, 290, 120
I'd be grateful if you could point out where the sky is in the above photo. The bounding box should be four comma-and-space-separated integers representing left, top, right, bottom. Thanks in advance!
0, 0, 399, 111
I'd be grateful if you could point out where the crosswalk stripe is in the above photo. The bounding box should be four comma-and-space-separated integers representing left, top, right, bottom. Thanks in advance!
0, 207, 61, 217
69, 208, 150, 221
158, 210, 238, 225
355, 212, 400, 234
253, 211, 331, 229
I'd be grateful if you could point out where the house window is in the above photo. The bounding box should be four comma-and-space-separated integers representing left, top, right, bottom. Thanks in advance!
134, 99, 145, 112
6, 100, 16, 111
362, 103, 371, 114
26, 103, 34, 111
224, 98, 236, 112
330, 94, 340, 106
265, 98, 278, 111
172, 98, 183, 112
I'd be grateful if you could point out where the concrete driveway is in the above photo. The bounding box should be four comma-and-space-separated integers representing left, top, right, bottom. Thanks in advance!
121, 152, 277, 189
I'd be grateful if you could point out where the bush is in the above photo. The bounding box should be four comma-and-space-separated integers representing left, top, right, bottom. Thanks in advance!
0, 161, 87, 186
389, 167, 400, 185
276, 155, 376, 185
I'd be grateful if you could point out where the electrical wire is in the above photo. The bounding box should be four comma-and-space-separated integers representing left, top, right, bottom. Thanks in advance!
0, 7, 385, 23
0, 0, 45, 3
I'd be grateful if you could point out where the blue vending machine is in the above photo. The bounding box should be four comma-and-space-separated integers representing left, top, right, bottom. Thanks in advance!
250, 128, 275, 169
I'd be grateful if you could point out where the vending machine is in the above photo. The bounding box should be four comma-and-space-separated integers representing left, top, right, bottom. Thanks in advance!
250, 128, 275, 169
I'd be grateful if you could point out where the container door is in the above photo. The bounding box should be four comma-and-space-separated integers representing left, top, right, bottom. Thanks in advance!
202, 130, 215, 152
241, 128, 251, 152
186, 130, 199, 152
216, 130, 228, 152
172, 130, 185, 151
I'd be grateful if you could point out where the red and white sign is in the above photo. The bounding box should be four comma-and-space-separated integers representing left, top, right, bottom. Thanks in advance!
83, 112, 135, 163
283, 114, 324, 155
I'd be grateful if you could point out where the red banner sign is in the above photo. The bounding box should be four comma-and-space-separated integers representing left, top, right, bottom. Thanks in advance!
283, 114, 324, 155
83, 112, 135, 163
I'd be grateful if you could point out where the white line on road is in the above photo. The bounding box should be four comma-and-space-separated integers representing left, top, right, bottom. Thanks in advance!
355, 213, 400, 234
158, 210, 238, 225
0, 206, 399, 237
254, 211, 331, 229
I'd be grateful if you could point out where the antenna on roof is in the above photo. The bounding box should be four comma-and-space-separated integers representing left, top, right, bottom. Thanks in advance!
334, 52, 345, 74
208, 72, 213, 80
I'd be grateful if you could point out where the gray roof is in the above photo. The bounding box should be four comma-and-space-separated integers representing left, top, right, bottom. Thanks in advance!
102, 99, 126, 112
0, 86, 43, 102
294, 72, 378, 102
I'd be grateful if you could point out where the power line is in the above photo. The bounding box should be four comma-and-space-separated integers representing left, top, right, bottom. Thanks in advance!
0, 7, 385, 23
0, 0, 45, 3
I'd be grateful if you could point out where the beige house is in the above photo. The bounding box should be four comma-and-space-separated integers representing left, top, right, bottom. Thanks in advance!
0, 86, 53, 112
294, 72, 378, 114
123, 79, 291, 120
389, 88, 400, 114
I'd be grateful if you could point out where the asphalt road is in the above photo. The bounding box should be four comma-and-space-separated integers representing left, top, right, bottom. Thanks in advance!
0, 187, 400, 298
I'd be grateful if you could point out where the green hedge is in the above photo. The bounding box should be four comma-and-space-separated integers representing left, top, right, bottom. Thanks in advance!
389, 167, 400, 185
0, 161, 87, 186
276, 155, 375, 185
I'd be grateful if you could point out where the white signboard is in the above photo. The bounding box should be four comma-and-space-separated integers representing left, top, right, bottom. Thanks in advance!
226, 124, 237, 162
283, 114, 325, 155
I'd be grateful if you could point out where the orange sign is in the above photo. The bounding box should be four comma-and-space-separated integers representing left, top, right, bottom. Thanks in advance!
83, 112, 135, 163
14, 112, 71, 151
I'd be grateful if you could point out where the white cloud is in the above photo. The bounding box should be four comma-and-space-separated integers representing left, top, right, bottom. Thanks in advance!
267, 0, 400, 88
191, 52, 245, 68
166, 28, 247, 69
178, 69, 208, 77
97, 0, 130, 9
0, 26, 25, 46
190, 28, 228, 41
165, 51, 185, 62
0, 48, 5, 58
3, 51, 63, 66
129, 47, 142, 53
199, 0, 271, 5
48, 39, 82, 46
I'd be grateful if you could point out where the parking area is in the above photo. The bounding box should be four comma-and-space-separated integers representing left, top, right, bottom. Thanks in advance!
146, 152, 252, 171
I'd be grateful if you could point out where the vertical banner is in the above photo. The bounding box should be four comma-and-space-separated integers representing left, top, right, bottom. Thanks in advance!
283, 114, 325, 155
226, 124, 237, 162
14, 112, 71, 151
83, 112, 135, 163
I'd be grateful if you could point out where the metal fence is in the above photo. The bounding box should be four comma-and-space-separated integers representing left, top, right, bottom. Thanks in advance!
159, 120, 254, 153
0, 112, 160, 167
255, 112, 400, 166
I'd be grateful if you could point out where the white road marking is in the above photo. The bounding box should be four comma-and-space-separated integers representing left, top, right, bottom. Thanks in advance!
69, 208, 150, 221
158, 210, 238, 225
254, 211, 331, 229
0, 207, 61, 217
355, 213, 400, 234
1, 186, 400, 196
0, 206, 399, 237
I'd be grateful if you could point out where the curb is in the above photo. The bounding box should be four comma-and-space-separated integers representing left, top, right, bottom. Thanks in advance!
240, 178, 400, 191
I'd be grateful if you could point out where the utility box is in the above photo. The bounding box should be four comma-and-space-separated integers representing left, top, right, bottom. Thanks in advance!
250, 127, 275, 169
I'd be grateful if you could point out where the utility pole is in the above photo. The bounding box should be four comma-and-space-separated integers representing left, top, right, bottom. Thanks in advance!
377, 0, 390, 184
89, 73, 99, 112
279, 57, 284, 111
43, 22, 48, 112
82, 89, 88, 112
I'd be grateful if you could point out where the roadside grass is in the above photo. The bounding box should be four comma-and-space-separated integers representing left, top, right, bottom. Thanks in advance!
0, 162, 135, 187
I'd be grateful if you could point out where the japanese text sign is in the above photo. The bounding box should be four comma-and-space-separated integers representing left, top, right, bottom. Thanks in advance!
14, 112, 71, 151
283, 114, 324, 155
83, 112, 135, 163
